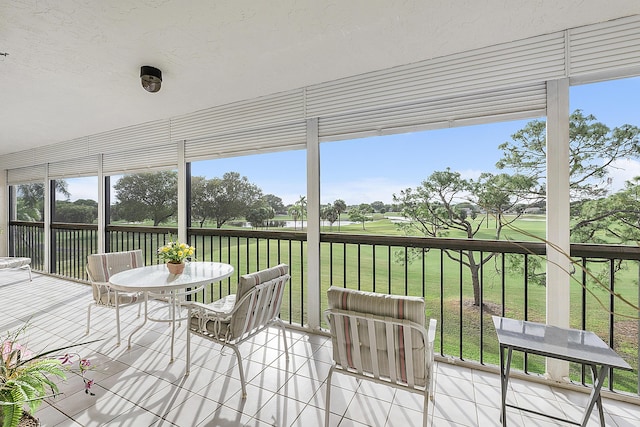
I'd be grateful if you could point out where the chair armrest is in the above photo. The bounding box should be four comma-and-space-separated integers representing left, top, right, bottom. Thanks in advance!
183, 301, 211, 311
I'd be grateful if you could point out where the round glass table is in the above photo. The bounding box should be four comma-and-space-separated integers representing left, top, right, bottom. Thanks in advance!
109, 261, 234, 362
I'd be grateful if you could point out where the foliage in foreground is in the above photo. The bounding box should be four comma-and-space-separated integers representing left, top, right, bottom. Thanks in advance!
0, 324, 95, 427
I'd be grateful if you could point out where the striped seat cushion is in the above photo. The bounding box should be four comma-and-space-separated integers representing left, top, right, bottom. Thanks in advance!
327, 286, 427, 386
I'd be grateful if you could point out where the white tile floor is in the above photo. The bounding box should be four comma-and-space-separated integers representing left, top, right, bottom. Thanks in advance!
2, 271, 640, 426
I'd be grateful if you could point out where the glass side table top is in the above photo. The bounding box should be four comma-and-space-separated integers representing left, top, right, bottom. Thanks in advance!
109, 261, 234, 292
492, 316, 631, 369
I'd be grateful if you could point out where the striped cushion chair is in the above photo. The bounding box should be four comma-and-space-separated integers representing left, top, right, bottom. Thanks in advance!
324, 286, 437, 427
86, 250, 144, 345
186, 264, 290, 398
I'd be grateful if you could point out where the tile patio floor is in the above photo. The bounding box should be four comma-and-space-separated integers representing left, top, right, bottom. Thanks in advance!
1, 270, 639, 426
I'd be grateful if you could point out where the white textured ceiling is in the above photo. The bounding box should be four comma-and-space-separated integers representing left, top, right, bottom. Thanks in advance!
1, 1, 639, 156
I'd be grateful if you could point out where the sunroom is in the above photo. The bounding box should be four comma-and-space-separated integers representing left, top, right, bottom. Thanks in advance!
2, 2, 640, 426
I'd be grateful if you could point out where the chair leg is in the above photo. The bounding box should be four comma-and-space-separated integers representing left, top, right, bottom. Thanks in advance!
86, 303, 92, 335
277, 319, 289, 360
115, 294, 121, 346
185, 326, 191, 376
228, 344, 247, 398
423, 390, 429, 427
169, 293, 176, 363
324, 366, 335, 427
429, 353, 435, 401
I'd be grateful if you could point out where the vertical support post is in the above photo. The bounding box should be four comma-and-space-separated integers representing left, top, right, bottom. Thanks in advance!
97, 154, 105, 253
177, 141, 187, 244
7, 184, 16, 257
43, 165, 51, 273
0, 170, 7, 257
49, 178, 57, 273
306, 118, 321, 330
546, 78, 571, 381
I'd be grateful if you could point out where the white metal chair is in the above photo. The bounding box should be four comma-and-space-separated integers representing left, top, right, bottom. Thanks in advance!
186, 264, 290, 398
324, 286, 437, 427
86, 250, 144, 345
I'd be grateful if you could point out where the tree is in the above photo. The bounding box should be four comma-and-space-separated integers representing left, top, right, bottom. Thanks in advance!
370, 201, 385, 212
16, 181, 70, 221
190, 173, 263, 228
494, 110, 640, 286
190, 176, 208, 227
205, 172, 263, 228
348, 207, 368, 230
262, 194, 285, 214
497, 110, 640, 208
333, 199, 347, 231
473, 172, 539, 239
572, 177, 640, 244
321, 204, 339, 230
54, 199, 98, 223
394, 168, 536, 306
16, 198, 40, 222
246, 205, 275, 228
358, 203, 373, 214
113, 171, 177, 226
295, 195, 307, 228
288, 204, 301, 230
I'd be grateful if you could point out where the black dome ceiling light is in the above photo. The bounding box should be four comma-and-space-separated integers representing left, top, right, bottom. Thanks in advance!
140, 66, 162, 93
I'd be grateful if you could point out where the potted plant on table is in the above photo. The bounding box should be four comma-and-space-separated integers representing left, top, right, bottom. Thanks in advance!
157, 235, 195, 275
0, 324, 95, 427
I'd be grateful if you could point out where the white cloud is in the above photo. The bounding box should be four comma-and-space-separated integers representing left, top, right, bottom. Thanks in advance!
65, 177, 98, 201
607, 159, 640, 192
457, 169, 484, 181
321, 170, 487, 206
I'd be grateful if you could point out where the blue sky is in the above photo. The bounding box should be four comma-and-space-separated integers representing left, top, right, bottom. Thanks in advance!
68, 77, 640, 206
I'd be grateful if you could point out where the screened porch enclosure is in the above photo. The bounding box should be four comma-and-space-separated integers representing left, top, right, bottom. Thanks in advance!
8, 217, 640, 397
3, 9, 640, 417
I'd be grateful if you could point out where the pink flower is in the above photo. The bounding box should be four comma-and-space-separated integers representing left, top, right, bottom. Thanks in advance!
80, 358, 91, 368
1, 340, 33, 365
1, 340, 12, 362
84, 378, 95, 395
59, 353, 73, 365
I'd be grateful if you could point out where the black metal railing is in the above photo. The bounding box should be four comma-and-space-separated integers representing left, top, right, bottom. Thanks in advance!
51, 223, 99, 280
321, 233, 640, 394
107, 225, 177, 258
189, 228, 307, 327
7, 220, 640, 395
9, 221, 45, 271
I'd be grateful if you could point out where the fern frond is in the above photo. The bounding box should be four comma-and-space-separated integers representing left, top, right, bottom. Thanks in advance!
1, 387, 24, 427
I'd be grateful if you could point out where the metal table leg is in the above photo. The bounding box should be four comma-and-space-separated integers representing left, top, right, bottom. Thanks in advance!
500, 344, 513, 425
170, 290, 176, 363
581, 364, 608, 426
128, 291, 149, 349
